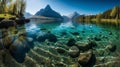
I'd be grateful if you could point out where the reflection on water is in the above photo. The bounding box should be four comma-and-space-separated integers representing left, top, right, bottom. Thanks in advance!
0, 21, 120, 66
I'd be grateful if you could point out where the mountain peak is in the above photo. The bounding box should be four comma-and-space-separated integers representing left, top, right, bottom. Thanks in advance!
35, 4, 63, 19
45, 4, 52, 10
24, 12, 32, 18
73, 12, 79, 15
69, 12, 79, 18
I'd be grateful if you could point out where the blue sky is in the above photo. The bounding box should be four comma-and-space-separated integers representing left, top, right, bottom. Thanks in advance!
26, 0, 120, 15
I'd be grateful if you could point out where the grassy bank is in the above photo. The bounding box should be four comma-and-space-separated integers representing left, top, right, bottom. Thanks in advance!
0, 14, 16, 19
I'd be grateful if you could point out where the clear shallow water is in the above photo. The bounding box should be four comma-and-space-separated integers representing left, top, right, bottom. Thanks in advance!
24, 21, 119, 43
0, 21, 120, 67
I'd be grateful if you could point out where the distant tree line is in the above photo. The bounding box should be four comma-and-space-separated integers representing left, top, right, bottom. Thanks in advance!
77, 6, 120, 22
0, 0, 26, 18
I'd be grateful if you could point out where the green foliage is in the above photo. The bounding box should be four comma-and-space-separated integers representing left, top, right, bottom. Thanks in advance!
102, 9, 111, 19
85, 16, 91, 22
78, 6, 120, 23
96, 13, 102, 22
110, 6, 119, 18
0, 0, 26, 18
78, 16, 85, 22
0, 14, 16, 19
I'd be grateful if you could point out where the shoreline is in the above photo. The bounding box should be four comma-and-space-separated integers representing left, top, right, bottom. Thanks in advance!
78, 19, 120, 24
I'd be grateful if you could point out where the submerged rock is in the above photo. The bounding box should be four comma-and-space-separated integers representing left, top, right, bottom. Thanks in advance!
94, 36, 101, 41
109, 32, 113, 35
68, 46, 80, 58
56, 47, 66, 54
26, 37, 34, 48
40, 28, 47, 31
9, 43, 26, 63
9, 35, 31, 63
106, 44, 116, 52
37, 33, 57, 42
71, 32, 79, 35
0, 49, 21, 67
61, 31, 67, 36
70, 63, 81, 67
78, 50, 96, 67
82, 30, 85, 33
66, 38, 76, 46
88, 41, 97, 49
77, 42, 90, 51
77, 41, 97, 51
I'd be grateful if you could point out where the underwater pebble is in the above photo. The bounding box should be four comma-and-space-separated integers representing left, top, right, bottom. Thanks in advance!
68, 46, 80, 58
56, 47, 66, 54
78, 50, 96, 67
70, 63, 81, 67
40, 28, 47, 30
71, 32, 79, 35
67, 38, 76, 46
88, 41, 97, 49
76, 42, 90, 51
94, 36, 101, 41
106, 44, 116, 52
61, 31, 67, 36
82, 30, 85, 33
109, 32, 113, 35
54, 62, 66, 67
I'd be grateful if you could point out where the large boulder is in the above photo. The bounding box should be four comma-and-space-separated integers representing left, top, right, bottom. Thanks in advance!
0, 20, 17, 29
9, 42, 26, 63
9, 34, 31, 63
15, 19, 30, 25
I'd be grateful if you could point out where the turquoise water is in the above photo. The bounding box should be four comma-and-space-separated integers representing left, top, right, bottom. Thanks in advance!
25, 21, 119, 43
0, 21, 120, 67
